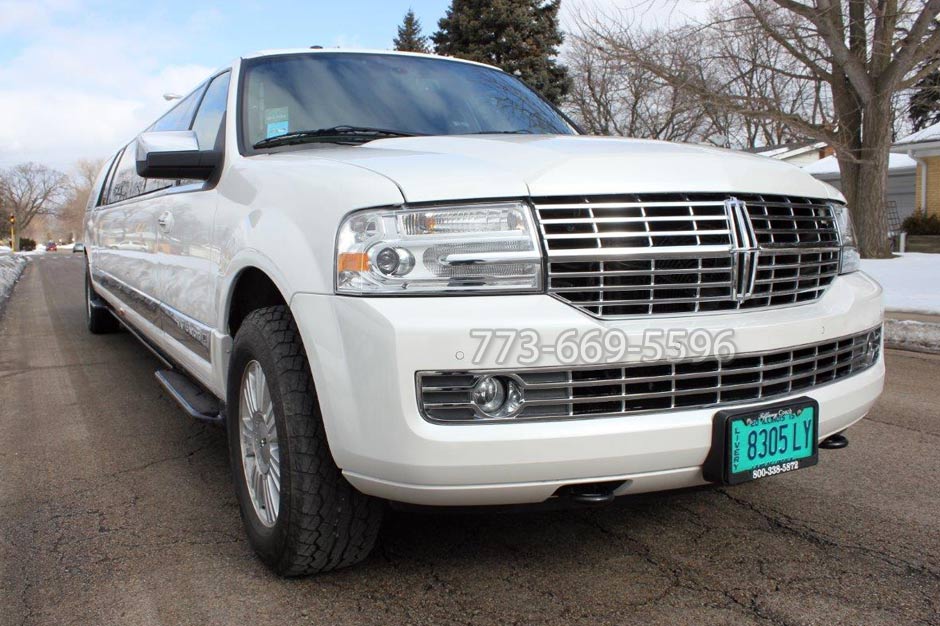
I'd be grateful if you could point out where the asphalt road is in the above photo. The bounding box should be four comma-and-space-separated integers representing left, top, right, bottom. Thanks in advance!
1, 254, 938, 626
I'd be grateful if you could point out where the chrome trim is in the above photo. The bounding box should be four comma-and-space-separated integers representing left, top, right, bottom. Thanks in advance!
92, 267, 160, 325
91, 268, 212, 360
442, 250, 541, 266
534, 193, 841, 319
162, 304, 212, 360
417, 326, 882, 424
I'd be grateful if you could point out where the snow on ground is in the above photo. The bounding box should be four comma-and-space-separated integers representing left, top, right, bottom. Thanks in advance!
0, 253, 28, 310
861, 253, 940, 314
884, 319, 940, 354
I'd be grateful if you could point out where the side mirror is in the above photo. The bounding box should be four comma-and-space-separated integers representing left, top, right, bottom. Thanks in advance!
135, 131, 221, 180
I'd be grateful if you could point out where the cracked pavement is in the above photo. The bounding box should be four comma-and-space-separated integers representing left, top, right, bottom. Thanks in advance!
1, 254, 938, 626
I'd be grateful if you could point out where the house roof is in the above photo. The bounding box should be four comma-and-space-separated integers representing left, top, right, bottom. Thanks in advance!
803, 153, 917, 179
893, 121, 940, 147
744, 141, 827, 159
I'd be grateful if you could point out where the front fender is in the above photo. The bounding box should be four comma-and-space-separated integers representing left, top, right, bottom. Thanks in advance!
212, 155, 405, 332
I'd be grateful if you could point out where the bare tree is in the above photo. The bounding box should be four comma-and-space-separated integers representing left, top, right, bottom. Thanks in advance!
56, 158, 104, 241
573, 0, 940, 258
0, 162, 71, 241
567, 5, 829, 148
566, 30, 721, 142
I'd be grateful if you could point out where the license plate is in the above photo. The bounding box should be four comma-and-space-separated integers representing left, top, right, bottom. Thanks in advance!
704, 397, 819, 485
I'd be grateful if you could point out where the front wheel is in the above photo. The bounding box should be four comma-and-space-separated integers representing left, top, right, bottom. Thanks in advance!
227, 305, 383, 576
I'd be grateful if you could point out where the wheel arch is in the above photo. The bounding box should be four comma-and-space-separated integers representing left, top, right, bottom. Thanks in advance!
224, 265, 291, 338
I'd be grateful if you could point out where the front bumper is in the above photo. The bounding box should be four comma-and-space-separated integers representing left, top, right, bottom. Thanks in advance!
291, 272, 884, 506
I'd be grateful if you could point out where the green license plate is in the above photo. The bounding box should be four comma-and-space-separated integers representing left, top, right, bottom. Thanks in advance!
704, 397, 819, 485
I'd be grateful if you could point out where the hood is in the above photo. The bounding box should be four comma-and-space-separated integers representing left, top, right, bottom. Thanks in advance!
271, 135, 841, 204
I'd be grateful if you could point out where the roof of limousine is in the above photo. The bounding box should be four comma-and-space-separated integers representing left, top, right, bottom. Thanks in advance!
239, 48, 501, 72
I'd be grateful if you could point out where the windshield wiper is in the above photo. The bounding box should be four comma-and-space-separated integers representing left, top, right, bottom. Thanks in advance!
462, 130, 535, 135
253, 126, 419, 149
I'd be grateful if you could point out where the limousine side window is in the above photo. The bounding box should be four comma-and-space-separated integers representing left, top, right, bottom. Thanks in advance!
191, 72, 231, 151
149, 86, 205, 133
94, 151, 121, 208
107, 141, 146, 205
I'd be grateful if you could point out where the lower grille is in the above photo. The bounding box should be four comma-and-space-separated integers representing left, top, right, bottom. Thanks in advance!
418, 326, 881, 423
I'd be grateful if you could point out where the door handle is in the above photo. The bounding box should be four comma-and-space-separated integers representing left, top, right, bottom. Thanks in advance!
157, 211, 173, 230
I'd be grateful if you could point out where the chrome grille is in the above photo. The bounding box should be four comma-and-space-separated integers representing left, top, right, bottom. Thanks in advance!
418, 327, 881, 423
534, 193, 841, 317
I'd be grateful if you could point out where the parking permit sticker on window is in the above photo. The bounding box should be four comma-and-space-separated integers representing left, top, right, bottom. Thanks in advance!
265, 107, 289, 138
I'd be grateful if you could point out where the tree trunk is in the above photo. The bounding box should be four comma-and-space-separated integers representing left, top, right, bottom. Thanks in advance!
853, 97, 894, 258
853, 158, 892, 258
833, 92, 893, 259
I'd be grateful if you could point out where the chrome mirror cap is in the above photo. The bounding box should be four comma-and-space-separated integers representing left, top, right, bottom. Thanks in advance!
137, 130, 200, 157
135, 130, 220, 180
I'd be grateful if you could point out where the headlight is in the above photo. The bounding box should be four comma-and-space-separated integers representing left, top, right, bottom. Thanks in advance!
335, 201, 543, 294
831, 203, 860, 274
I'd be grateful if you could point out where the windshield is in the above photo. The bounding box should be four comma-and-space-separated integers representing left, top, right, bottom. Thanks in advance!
241, 53, 575, 149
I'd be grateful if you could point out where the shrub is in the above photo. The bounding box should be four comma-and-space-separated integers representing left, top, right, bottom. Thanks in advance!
18, 237, 36, 251
902, 210, 940, 236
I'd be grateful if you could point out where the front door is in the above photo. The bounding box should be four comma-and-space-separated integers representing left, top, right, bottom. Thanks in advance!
156, 72, 231, 365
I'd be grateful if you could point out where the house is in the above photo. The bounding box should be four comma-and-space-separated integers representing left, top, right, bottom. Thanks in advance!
803, 153, 918, 221
745, 141, 831, 166
891, 121, 940, 216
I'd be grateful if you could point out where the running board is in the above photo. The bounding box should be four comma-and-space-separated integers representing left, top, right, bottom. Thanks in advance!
155, 370, 224, 424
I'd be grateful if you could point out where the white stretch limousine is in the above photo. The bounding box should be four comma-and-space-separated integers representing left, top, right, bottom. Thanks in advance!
83, 49, 885, 576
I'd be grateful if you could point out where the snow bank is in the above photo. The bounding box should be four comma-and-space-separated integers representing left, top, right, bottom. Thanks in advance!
884, 319, 940, 354
861, 253, 940, 314
0, 253, 28, 311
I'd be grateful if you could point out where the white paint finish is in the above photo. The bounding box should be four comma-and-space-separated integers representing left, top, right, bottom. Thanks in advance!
84, 49, 885, 508
155, 184, 218, 326
288, 272, 883, 503
315, 135, 843, 204
91, 199, 162, 322
209, 153, 406, 324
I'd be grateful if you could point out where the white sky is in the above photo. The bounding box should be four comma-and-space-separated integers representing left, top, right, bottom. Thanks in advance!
0, 0, 711, 176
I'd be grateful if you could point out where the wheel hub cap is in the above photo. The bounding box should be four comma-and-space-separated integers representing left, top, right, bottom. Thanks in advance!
238, 360, 280, 527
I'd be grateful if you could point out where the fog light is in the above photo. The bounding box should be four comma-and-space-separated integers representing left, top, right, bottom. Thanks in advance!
471, 375, 522, 418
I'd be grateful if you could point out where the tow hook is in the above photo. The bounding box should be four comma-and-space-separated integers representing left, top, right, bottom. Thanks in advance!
820, 432, 849, 449
556, 481, 624, 505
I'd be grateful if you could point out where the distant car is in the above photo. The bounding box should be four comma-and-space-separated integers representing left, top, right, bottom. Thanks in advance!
72, 242, 85, 253
45, 241, 57, 252
0, 245, 11, 255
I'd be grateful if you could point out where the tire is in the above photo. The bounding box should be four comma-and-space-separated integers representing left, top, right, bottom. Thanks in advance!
85, 262, 119, 334
227, 305, 383, 576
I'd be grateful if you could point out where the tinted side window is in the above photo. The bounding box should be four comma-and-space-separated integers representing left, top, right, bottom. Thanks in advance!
94, 152, 121, 208
149, 85, 206, 132
107, 141, 146, 204
191, 72, 231, 150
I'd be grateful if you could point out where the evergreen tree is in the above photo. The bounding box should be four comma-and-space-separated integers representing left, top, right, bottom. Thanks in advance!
432, 0, 570, 105
394, 9, 430, 53
909, 67, 940, 132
